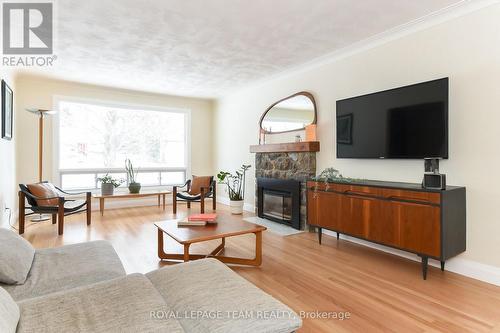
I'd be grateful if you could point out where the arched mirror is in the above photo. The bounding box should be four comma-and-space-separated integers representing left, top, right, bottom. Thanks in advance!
259, 92, 317, 134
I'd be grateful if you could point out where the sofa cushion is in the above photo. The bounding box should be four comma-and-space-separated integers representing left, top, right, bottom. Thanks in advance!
146, 259, 302, 333
26, 183, 60, 206
0, 228, 35, 285
0, 287, 19, 333
1, 240, 126, 301
17, 274, 185, 333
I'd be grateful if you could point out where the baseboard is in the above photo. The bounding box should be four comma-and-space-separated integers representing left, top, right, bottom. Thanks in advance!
323, 230, 500, 287
217, 196, 255, 212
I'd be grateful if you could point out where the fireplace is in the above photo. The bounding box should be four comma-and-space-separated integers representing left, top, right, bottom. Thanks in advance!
257, 178, 300, 230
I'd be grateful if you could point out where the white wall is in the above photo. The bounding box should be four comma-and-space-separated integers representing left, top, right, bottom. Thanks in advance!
215, 4, 500, 270
0, 69, 16, 228
15, 74, 214, 193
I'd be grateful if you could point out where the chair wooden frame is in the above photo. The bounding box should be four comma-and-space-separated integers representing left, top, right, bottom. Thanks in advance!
18, 182, 91, 235
172, 178, 216, 214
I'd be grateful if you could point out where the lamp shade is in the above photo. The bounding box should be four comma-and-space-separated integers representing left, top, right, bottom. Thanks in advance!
26, 108, 57, 115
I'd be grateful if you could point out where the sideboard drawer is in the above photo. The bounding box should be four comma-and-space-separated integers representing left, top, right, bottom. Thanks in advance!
381, 188, 441, 205
307, 181, 381, 197
307, 181, 441, 205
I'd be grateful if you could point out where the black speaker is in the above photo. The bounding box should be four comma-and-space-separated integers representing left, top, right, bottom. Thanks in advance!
423, 173, 446, 190
424, 158, 440, 173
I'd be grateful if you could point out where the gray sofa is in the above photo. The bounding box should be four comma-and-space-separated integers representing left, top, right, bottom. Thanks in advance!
0, 228, 301, 332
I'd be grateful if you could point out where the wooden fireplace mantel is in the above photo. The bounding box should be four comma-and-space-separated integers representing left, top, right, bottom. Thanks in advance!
250, 141, 320, 153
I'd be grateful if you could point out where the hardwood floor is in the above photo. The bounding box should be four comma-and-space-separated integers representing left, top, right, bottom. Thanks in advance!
19, 203, 500, 333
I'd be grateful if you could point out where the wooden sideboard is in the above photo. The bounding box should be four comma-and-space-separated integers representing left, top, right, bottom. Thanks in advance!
307, 180, 466, 279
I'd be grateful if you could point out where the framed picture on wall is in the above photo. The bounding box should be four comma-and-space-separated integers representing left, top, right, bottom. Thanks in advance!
1, 80, 13, 140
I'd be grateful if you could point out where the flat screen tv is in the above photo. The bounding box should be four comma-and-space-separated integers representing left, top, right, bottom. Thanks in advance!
336, 78, 448, 159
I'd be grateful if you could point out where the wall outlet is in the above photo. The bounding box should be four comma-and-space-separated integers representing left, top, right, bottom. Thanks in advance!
0, 202, 5, 226
2, 207, 13, 227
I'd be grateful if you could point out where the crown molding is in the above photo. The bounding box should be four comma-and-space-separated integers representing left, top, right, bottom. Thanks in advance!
221, 0, 500, 98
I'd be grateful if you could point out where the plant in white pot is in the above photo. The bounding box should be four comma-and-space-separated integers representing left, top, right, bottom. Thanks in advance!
217, 164, 251, 214
97, 174, 123, 196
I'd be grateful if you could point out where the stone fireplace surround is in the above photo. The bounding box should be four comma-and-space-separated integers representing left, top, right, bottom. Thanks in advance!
255, 152, 316, 230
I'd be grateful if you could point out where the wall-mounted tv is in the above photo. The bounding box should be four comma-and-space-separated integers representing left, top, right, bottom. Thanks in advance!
336, 78, 448, 159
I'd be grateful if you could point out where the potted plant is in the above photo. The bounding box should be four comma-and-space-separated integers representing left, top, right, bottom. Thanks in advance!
217, 164, 251, 214
97, 174, 123, 196
125, 158, 141, 194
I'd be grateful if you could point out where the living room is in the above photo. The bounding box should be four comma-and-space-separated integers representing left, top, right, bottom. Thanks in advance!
1, 1, 500, 332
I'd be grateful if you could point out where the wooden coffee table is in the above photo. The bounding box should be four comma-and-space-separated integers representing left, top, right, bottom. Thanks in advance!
155, 217, 266, 266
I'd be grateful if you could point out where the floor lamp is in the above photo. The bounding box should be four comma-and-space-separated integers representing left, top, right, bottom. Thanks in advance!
26, 108, 57, 222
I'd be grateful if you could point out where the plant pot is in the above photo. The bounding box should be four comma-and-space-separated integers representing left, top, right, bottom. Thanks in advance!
229, 200, 244, 215
101, 183, 114, 196
128, 182, 141, 194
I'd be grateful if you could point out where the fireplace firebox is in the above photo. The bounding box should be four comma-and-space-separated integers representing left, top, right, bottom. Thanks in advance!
257, 178, 300, 230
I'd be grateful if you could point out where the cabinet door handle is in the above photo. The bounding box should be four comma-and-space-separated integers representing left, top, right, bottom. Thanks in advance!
387, 197, 435, 207
343, 190, 359, 195
387, 196, 432, 205
345, 194, 378, 201
343, 190, 374, 197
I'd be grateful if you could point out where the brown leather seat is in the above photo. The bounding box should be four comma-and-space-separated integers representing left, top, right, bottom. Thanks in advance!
18, 182, 91, 235
172, 176, 216, 214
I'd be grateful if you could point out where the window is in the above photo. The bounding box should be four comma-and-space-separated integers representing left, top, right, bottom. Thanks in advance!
55, 99, 189, 190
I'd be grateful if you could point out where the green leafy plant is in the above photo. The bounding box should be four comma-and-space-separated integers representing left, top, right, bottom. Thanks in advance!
217, 164, 251, 201
125, 158, 139, 184
97, 174, 123, 188
313, 167, 362, 183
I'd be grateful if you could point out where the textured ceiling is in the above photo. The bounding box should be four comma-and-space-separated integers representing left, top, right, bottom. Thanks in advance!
19, 0, 463, 98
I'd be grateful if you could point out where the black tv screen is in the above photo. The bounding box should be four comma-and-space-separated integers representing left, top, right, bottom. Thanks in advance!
336, 78, 448, 159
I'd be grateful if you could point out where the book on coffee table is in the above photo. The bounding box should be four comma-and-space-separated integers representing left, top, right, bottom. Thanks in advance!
188, 213, 217, 223
177, 218, 206, 227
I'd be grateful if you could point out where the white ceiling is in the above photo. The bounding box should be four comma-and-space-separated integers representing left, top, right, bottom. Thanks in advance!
19, 0, 464, 98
